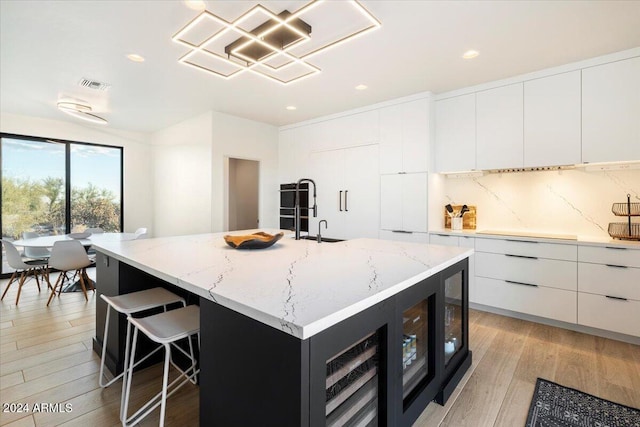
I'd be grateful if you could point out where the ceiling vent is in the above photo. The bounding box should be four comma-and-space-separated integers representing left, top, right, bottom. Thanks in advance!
78, 78, 111, 91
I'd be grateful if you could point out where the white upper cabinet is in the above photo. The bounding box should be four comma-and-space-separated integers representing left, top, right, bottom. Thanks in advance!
524, 71, 581, 167
278, 128, 307, 183
435, 94, 476, 172
476, 83, 524, 170
379, 99, 430, 174
380, 173, 427, 233
582, 56, 640, 163
310, 110, 379, 152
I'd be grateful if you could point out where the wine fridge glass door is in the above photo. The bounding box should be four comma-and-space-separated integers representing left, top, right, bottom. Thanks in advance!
444, 271, 463, 366
401, 299, 429, 400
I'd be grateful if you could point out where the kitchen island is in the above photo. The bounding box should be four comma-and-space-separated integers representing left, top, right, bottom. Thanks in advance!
92, 231, 473, 426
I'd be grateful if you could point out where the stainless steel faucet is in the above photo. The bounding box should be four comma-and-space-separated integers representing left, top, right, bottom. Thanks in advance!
317, 220, 327, 243
295, 178, 317, 240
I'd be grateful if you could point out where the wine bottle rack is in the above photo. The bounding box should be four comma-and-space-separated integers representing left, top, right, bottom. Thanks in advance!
325, 332, 379, 426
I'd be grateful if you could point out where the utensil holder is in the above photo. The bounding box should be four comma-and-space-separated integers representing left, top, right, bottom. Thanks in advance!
452, 217, 463, 230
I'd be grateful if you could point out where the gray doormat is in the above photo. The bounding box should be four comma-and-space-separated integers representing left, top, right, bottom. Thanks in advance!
526, 378, 640, 427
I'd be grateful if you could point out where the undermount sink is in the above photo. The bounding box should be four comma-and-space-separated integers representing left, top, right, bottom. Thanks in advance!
299, 235, 344, 243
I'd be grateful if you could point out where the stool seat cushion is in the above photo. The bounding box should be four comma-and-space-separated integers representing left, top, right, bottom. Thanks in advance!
130, 305, 200, 344
101, 288, 184, 314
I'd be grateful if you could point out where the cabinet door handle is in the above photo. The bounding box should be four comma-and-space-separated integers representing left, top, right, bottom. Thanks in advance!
509, 239, 539, 244
605, 264, 628, 269
505, 280, 538, 288
605, 246, 627, 250
344, 190, 348, 212
505, 254, 538, 260
339, 191, 343, 212
392, 230, 413, 234
606, 295, 628, 301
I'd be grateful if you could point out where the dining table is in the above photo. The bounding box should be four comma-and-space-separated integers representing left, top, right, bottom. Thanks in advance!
12, 232, 138, 292
12, 232, 138, 248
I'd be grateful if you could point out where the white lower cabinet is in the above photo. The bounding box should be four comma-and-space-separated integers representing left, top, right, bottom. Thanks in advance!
578, 293, 640, 337
578, 245, 640, 268
475, 252, 577, 291
578, 263, 640, 300
426, 234, 639, 338
474, 238, 577, 323
379, 230, 429, 243
474, 277, 577, 324
577, 244, 640, 337
429, 234, 459, 246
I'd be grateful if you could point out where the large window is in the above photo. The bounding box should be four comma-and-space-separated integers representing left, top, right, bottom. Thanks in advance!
1, 134, 123, 275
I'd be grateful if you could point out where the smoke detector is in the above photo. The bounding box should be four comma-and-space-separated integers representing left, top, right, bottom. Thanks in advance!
78, 78, 111, 91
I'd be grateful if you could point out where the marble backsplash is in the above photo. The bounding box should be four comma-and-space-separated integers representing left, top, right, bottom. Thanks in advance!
432, 168, 640, 239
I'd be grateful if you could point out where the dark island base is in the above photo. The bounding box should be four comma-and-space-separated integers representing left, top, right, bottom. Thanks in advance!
94, 251, 471, 427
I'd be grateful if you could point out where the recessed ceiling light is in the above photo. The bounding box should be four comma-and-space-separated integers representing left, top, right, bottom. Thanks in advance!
286, 106, 297, 111
127, 53, 145, 62
462, 50, 479, 59
184, 0, 206, 11
355, 84, 368, 90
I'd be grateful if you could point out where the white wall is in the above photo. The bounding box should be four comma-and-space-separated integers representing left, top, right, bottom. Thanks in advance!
433, 168, 640, 239
149, 110, 278, 236
0, 112, 153, 234
211, 112, 278, 232
150, 112, 213, 237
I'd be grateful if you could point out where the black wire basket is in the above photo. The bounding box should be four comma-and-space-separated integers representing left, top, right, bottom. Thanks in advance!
607, 222, 640, 240
612, 201, 640, 216
608, 194, 640, 241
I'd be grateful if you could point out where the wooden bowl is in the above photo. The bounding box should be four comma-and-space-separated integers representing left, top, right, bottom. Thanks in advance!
224, 232, 284, 249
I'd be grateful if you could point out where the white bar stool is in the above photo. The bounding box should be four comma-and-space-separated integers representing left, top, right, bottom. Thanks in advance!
99, 288, 186, 390
121, 305, 200, 427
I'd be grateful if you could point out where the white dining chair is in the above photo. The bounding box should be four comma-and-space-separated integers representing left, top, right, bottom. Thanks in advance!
1, 239, 49, 305
22, 231, 51, 260
134, 227, 148, 239
46, 240, 93, 306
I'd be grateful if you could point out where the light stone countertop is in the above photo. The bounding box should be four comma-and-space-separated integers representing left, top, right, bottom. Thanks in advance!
92, 230, 472, 339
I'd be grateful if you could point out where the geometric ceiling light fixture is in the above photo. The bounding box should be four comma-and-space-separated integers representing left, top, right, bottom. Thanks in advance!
57, 101, 108, 125
172, 0, 381, 84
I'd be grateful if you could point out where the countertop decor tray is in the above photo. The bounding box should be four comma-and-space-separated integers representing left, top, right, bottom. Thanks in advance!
224, 231, 284, 249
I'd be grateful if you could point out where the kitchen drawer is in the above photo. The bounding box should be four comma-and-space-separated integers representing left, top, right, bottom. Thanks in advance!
578, 245, 640, 268
474, 277, 576, 323
458, 236, 475, 249
379, 230, 429, 244
476, 238, 577, 261
578, 292, 640, 337
475, 252, 577, 291
578, 263, 640, 300
429, 234, 459, 247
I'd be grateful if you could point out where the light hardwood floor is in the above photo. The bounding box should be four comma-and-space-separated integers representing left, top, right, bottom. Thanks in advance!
1, 274, 639, 426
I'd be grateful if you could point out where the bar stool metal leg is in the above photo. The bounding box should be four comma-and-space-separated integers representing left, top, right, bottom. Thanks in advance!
120, 306, 200, 427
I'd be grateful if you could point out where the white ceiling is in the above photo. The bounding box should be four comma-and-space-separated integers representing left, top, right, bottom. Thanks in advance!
1, 1, 639, 133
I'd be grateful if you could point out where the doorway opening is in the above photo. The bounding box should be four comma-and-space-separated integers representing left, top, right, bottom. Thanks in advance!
227, 158, 259, 231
